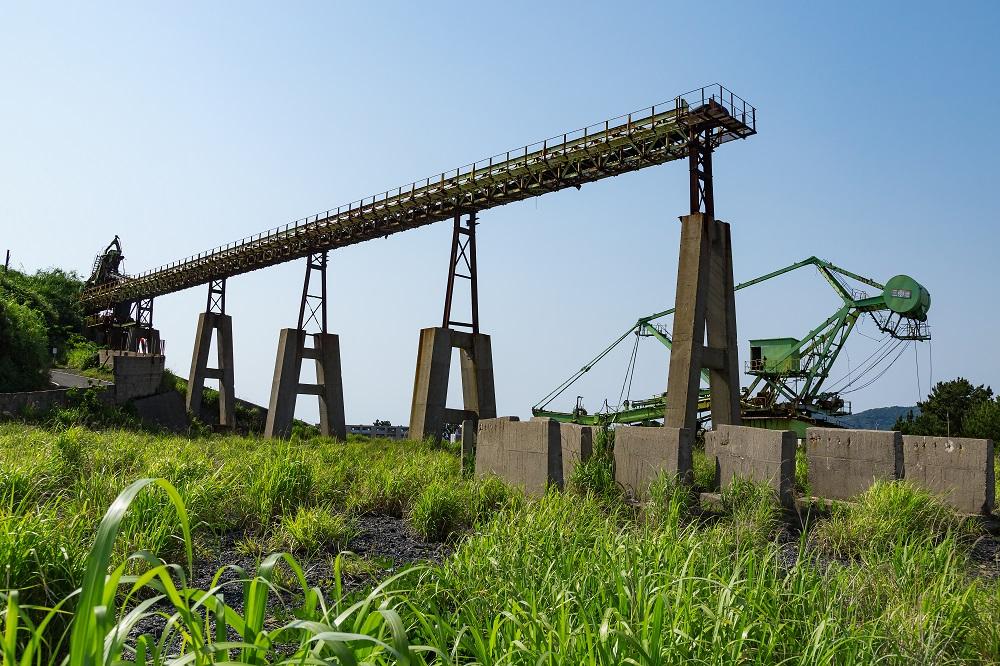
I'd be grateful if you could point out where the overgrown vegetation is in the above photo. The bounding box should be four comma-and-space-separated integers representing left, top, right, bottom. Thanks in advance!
0, 267, 95, 392
1, 420, 999, 663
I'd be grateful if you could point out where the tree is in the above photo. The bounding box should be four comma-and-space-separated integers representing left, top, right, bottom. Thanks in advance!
963, 398, 1000, 442
0, 296, 49, 391
893, 377, 993, 436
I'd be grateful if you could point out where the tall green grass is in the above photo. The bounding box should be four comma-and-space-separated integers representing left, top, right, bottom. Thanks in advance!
2, 422, 999, 664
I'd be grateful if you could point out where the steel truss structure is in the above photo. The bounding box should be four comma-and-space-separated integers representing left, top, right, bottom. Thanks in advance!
81, 84, 755, 313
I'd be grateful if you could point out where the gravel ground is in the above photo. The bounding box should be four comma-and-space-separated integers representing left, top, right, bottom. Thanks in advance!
127, 514, 450, 651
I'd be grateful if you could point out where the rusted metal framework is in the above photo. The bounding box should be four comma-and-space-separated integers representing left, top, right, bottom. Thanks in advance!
442, 212, 479, 333
80, 85, 755, 313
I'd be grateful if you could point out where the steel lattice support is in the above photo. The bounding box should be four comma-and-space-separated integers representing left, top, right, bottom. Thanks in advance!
265, 251, 346, 440
207, 278, 226, 314
188, 279, 236, 428
442, 213, 479, 333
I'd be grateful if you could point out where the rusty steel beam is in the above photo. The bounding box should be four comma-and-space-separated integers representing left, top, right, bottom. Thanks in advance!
81, 85, 755, 313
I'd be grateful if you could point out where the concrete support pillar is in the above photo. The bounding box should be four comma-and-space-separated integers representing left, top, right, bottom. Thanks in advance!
186, 312, 236, 427
665, 213, 742, 433
409, 326, 496, 440
264, 328, 346, 440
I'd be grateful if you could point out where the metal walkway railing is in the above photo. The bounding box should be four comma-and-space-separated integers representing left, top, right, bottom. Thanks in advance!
81, 84, 755, 312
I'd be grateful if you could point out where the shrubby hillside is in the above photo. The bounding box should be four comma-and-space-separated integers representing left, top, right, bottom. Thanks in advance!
0, 268, 88, 391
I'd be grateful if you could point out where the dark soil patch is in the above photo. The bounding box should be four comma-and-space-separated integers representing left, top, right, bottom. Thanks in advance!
128, 514, 449, 650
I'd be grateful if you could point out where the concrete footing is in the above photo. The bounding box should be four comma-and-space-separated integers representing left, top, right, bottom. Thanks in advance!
186, 312, 236, 428
706, 425, 797, 507
806, 428, 903, 500
613, 425, 692, 499
264, 329, 346, 440
902, 435, 995, 514
113, 354, 165, 402
475, 417, 557, 496
409, 327, 496, 440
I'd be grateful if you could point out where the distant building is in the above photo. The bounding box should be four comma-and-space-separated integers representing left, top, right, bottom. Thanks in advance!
347, 423, 410, 440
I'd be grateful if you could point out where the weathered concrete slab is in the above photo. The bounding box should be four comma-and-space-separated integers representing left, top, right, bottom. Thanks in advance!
133, 391, 189, 433
613, 425, 692, 499
113, 354, 165, 402
705, 425, 796, 507
902, 435, 995, 514
556, 421, 594, 486
475, 417, 557, 496
806, 427, 902, 500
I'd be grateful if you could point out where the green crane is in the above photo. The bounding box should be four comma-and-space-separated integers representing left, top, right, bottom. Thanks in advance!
532, 257, 931, 437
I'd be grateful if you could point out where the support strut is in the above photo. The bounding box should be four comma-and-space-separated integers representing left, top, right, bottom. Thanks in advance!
187, 278, 236, 428
409, 212, 496, 440
126, 297, 160, 354
265, 251, 346, 440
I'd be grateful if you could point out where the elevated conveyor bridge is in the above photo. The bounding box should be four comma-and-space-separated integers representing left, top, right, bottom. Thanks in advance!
81, 84, 754, 313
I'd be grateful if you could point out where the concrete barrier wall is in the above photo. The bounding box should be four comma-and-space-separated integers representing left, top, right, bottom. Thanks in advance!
806, 427, 902, 500
613, 425, 691, 499
475, 417, 562, 496
705, 425, 796, 507
0, 388, 74, 416
113, 355, 165, 402
902, 435, 994, 514
539, 419, 594, 488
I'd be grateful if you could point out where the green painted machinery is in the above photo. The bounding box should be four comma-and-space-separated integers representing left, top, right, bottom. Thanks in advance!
532, 257, 931, 436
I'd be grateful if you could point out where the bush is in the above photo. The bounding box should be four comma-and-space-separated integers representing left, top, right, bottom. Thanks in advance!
273, 505, 357, 555
812, 480, 966, 559
64, 337, 100, 370
720, 477, 782, 544
0, 296, 49, 391
409, 481, 472, 541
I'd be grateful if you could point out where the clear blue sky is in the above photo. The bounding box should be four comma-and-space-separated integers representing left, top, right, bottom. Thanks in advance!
3, 2, 998, 424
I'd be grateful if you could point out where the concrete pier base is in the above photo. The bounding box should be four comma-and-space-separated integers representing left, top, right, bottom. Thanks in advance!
409, 327, 496, 440
186, 312, 235, 427
264, 329, 346, 440
664, 213, 741, 433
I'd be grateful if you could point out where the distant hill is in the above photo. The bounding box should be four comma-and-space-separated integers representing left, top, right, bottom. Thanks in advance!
836, 405, 919, 430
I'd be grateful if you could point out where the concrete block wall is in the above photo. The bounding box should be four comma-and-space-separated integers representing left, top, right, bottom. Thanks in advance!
613, 425, 691, 499
902, 435, 994, 515
705, 425, 796, 507
113, 354, 166, 403
806, 428, 903, 500
475, 417, 561, 496
0, 388, 74, 416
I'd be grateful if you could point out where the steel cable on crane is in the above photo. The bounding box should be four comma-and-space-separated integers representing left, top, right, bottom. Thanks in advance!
839, 341, 908, 395
824, 335, 895, 394
616, 333, 641, 410
825, 338, 902, 396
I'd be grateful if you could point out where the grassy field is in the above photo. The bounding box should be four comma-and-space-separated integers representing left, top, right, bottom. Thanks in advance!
2, 421, 999, 664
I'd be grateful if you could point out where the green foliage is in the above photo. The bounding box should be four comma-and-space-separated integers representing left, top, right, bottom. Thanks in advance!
719, 477, 782, 545
0, 296, 49, 391
812, 480, 968, 560
63, 336, 100, 370
894, 377, 993, 436
569, 427, 618, 497
45, 387, 139, 430
273, 505, 357, 554
409, 481, 472, 541
963, 397, 1000, 442
3, 423, 1000, 664
0, 268, 85, 359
